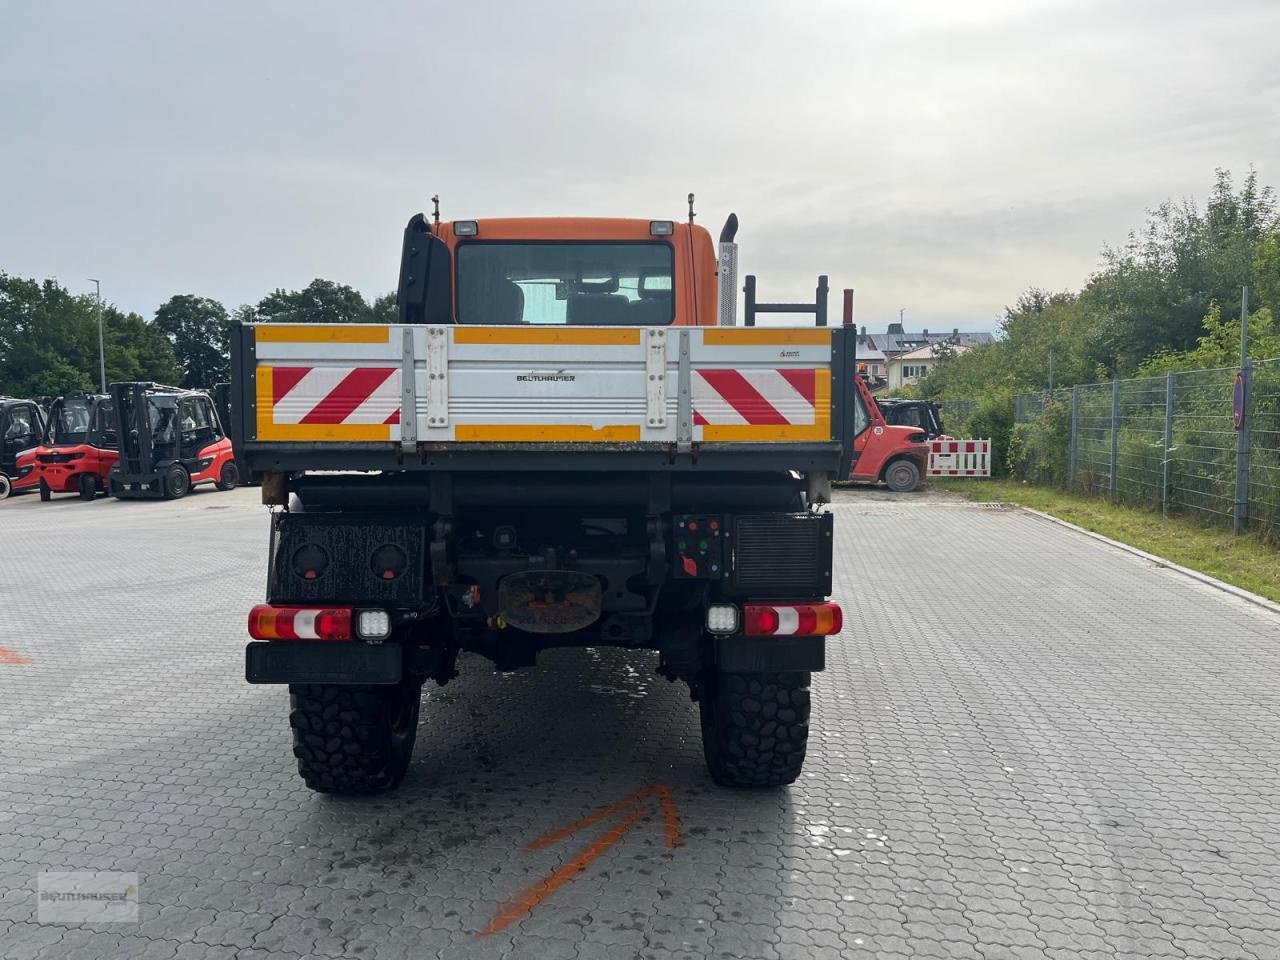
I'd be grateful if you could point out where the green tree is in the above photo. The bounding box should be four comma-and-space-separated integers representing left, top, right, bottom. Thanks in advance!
0, 273, 180, 396
154, 295, 231, 388
370, 291, 398, 324
103, 307, 183, 386
1086, 168, 1276, 375
256, 279, 375, 324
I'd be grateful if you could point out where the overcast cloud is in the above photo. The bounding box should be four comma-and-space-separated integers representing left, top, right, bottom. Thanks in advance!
2, 0, 1278, 332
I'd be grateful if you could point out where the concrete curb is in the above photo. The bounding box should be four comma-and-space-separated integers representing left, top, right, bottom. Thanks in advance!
1018, 506, 1280, 619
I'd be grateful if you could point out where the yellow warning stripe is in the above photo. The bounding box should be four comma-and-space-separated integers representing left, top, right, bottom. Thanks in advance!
453, 328, 641, 346
455, 424, 641, 442
701, 328, 831, 346
255, 324, 391, 344
254, 366, 393, 442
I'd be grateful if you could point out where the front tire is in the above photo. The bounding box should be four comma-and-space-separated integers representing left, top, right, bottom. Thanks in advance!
700, 671, 811, 788
162, 464, 190, 500
0, 474, 11, 499
214, 461, 239, 491
288, 681, 421, 795
39, 480, 51, 502
78, 473, 98, 501
884, 458, 921, 493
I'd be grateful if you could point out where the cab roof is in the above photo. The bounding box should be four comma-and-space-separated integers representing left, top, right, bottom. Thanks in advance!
435, 218, 708, 243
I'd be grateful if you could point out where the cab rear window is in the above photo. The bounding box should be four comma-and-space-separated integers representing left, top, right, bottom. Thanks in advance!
456, 242, 674, 326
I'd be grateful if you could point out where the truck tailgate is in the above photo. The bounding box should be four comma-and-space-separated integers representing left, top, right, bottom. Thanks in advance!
234, 323, 853, 471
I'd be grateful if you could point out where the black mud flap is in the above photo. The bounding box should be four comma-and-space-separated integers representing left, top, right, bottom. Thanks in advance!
715, 636, 825, 673
245, 642, 402, 685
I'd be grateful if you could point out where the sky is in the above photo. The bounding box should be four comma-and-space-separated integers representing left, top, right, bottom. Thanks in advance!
2, 0, 1278, 334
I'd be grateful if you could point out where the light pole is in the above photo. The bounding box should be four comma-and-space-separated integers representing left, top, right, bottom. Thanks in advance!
89, 279, 106, 392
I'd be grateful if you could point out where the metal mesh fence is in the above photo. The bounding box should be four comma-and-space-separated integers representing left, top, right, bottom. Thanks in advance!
1013, 359, 1280, 539
1251, 358, 1280, 533
937, 398, 977, 426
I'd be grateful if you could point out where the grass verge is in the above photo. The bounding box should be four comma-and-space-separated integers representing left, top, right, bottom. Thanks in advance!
933, 478, 1280, 604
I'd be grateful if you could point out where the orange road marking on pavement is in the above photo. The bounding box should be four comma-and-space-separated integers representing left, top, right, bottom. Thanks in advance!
481, 783, 682, 937
0, 647, 32, 665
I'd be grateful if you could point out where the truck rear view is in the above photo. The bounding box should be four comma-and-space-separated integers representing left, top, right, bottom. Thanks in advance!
232, 211, 853, 792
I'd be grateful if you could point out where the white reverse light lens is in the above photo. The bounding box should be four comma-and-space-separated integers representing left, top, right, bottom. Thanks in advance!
453, 220, 479, 236
649, 220, 674, 236
357, 609, 391, 639
706, 604, 739, 635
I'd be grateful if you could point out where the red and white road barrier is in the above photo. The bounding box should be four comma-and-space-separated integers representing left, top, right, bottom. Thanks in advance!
927, 438, 991, 477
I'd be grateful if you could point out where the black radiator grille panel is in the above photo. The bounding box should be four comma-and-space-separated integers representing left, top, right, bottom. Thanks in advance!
731, 513, 832, 596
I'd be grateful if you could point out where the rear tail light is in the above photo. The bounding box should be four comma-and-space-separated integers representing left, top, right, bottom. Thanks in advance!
248, 604, 353, 641
743, 602, 842, 637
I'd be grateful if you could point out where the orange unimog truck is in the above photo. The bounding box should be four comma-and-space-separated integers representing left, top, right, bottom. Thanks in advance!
232, 204, 854, 794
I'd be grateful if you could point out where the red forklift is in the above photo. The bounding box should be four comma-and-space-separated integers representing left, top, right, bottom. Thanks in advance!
108, 382, 238, 499
848, 374, 930, 491
25, 393, 120, 500
0, 396, 47, 499
744, 280, 930, 492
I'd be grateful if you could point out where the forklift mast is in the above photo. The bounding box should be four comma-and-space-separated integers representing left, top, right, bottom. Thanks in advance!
110, 382, 186, 484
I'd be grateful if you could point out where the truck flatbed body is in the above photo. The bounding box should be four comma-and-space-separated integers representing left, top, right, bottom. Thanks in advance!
231, 322, 855, 477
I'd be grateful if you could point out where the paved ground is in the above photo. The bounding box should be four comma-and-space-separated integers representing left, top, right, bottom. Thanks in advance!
2, 484, 1279, 960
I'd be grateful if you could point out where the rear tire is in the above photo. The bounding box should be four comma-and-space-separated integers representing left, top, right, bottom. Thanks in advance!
162, 464, 190, 500
288, 681, 421, 795
700, 670, 811, 788
39, 481, 51, 502
214, 461, 239, 491
884, 458, 921, 493
78, 473, 98, 501
0, 474, 11, 499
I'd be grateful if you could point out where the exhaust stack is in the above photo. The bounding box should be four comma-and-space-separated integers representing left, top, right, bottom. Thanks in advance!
717, 213, 739, 326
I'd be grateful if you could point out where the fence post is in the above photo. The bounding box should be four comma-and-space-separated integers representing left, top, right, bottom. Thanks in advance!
1234, 359, 1252, 534
1109, 378, 1119, 501
1069, 385, 1079, 489
1234, 285, 1251, 534
1163, 372, 1174, 518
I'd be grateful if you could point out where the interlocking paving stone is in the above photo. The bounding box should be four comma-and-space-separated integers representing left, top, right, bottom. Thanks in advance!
1, 487, 1279, 958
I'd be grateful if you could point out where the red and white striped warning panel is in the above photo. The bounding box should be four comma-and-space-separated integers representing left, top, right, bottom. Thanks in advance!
927, 438, 991, 477
260, 365, 402, 441
692, 368, 816, 427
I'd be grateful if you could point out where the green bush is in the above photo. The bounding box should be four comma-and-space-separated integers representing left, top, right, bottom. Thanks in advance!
947, 389, 1015, 477
1008, 399, 1072, 484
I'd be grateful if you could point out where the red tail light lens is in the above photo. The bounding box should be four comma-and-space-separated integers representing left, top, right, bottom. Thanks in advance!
743, 606, 780, 636
247, 604, 353, 641
743, 603, 842, 637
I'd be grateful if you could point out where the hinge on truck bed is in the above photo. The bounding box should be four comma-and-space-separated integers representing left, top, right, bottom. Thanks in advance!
400, 328, 418, 451
645, 328, 667, 429
424, 325, 449, 435
676, 330, 692, 454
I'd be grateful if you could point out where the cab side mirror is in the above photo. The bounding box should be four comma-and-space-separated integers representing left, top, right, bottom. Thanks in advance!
397, 214, 452, 325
